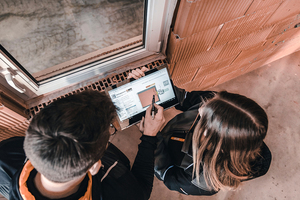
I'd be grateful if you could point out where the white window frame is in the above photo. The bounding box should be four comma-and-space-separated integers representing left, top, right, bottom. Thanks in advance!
0, 0, 177, 99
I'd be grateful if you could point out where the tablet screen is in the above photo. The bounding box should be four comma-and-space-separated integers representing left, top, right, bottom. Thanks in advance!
106, 65, 178, 130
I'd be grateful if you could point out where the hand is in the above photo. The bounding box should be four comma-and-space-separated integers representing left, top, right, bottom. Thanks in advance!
139, 104, 165, 136
127, 67, 149, 80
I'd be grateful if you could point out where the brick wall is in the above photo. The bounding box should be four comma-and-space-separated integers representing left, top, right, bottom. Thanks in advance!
167, 0, 300, 91
0, 93, 29, 142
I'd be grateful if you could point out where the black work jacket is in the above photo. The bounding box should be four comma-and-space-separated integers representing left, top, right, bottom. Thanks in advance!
0, 135, 157, 200
154, 91, 272, 196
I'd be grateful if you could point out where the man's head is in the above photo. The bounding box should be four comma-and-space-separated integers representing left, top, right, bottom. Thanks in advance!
24, 90, 116, 183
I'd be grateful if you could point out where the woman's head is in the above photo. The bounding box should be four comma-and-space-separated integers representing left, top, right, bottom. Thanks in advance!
192, 91, 268, 190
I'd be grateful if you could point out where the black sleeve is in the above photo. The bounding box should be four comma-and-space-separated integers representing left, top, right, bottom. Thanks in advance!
0, 137, 26, 199
96, 136, 157, 200
153, 132, 173, 181
131, 135, 158, 200
163, 166, 217, 196
173, 86, 216, 111
247, 142, 272, 180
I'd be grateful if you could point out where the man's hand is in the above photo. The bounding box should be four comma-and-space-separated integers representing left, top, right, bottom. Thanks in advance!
127, 67, 149, 80
139, 103, 165, 137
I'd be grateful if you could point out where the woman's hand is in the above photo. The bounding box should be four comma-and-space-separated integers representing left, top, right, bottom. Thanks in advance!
127, 67, 149, 80
139, 103, 165, 136
128, 67, 164, 135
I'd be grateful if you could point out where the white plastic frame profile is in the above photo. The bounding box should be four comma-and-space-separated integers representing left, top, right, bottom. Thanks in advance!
0, 52, 39, 93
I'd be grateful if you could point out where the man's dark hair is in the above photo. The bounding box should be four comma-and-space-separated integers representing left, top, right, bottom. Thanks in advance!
24, 90, 116, 182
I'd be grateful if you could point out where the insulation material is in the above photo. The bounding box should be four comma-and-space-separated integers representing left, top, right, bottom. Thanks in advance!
246, 0, 284, 15
217, 27, 273, 60
173, 0, 253, 37
265, 0, 300, 26
168, 26, 222, 64
212, 3, 280, 48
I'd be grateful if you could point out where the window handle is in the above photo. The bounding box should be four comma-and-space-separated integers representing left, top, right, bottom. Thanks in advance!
0, 68, 26, 93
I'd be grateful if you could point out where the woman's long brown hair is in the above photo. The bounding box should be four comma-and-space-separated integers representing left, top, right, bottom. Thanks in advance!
192, 91, 268, 190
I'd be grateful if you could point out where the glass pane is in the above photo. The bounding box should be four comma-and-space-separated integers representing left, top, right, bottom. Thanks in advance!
0, 0, 145, 81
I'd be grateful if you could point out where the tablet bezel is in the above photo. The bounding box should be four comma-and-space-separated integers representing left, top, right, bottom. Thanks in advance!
105, 64, 178, 130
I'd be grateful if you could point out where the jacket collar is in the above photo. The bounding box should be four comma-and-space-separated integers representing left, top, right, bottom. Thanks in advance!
180, 113, 200, 169
182, 130, 193, 156
181, 112, 200, 156
19, 160, 93, 200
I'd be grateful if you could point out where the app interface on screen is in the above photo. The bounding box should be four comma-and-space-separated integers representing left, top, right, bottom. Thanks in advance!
108, 68, 175, 121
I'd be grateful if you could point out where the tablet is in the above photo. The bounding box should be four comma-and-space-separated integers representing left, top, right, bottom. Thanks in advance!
106, 64, 178, 130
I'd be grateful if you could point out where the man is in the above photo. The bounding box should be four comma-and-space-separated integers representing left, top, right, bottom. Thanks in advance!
0, 90, 165, 200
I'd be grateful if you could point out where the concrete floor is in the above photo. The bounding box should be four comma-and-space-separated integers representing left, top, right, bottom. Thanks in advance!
110, 50, 300, 200
0, 51, 299, 199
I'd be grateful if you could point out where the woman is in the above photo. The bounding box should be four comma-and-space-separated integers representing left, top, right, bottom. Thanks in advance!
128, 68, 272, 196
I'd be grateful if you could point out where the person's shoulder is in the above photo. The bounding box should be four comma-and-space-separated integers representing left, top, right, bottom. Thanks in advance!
251, 142, 272, 178
0, 136, 24, 149
100, 173, 146, 200
260, 142, 272, 162
0, 136, 25, 161
0, 137, 26, 183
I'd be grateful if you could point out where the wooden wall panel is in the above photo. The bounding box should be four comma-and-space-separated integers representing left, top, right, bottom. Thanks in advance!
167, 0, 300, 91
